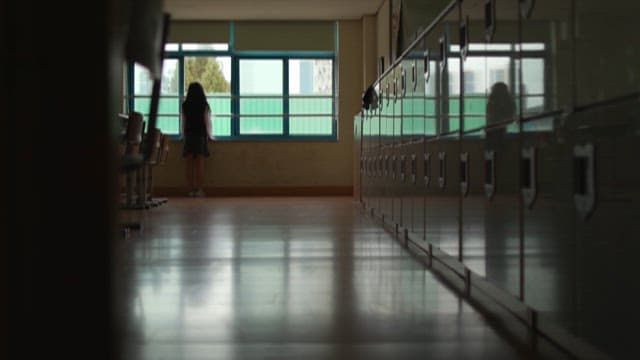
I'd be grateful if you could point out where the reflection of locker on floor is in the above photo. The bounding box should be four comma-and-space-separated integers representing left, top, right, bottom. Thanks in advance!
356, 0, 640, 359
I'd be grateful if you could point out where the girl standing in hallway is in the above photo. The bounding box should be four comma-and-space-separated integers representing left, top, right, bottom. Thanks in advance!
181, 82, 213, 197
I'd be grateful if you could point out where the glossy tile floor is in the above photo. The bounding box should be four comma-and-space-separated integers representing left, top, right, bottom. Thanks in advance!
117, 197, 569, 360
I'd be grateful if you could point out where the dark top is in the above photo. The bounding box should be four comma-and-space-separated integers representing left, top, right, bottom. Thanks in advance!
182, 101, 209, 135
182, 101, 211, 158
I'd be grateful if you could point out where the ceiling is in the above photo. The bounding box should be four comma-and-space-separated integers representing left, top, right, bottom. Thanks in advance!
164, 0, 386, 20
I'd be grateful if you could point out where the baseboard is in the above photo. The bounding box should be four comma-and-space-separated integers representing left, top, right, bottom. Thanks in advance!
153, 186, 353, 197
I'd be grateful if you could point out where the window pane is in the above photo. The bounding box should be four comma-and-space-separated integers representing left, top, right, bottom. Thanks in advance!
185, 56, 231, 95
161, 59, 179, 95
240, 117, 283, 135
240, 98, 282, 115
211, 115, 231, 136
289, 116, 332, 135
289, 59, 332, 95
239, 60, 283, 135
208, 96, 231, 136
182, 43, 229, 51
165, 43, 179, 51
156, 115, 180, 135
289, 97, 332, 114
240, 59, 283, 95
185, 56, 232, 136
134, 64, 153, 95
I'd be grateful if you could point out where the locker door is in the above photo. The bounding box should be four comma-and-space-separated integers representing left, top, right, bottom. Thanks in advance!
567, 102, 640, 358
401, 59, 414, 232
575, 1, 640, 107
521, 114, 576, 335
381, 77, 393, 222
423, 3, 460, 259
420, 40, 439, 244
371, 104, 381, 216
392, 67, 403, 226
411, 52, 428, 241
361, 113, 369, 209
520, 0, 573, 118
460, 0, 521, 294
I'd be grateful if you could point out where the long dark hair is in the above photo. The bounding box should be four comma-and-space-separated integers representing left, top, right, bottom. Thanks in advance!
182, 82, 210, 117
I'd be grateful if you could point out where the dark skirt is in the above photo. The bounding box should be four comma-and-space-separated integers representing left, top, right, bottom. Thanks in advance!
183, 133, 210, 158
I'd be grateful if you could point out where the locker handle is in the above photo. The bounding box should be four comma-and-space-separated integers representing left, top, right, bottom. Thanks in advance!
460, 153, 469, 196
392, 156, 397, 180
385, 83, 390, 106
412, 61, 417, 91
521, 147, 537, 209
460, 17, 469, 61
393, 77, 398, 103
364, 156, 368, 176
384, 156, 389, 177
401, 68, 407, 97
573, 143, 596, 219
424, 153, 431, 187
424, 49, 431, 85
378, 156, 383, 177
520, 0, 535, 19
439, 35, 447, 73
411, 154, 417, 185
485, 0, 495, 42
438, 152, 447, 189
400, 155, 406, 182
484, 150, 496, 199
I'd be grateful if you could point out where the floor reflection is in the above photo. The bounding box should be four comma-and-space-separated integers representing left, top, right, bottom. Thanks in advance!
117, 197, 563, 360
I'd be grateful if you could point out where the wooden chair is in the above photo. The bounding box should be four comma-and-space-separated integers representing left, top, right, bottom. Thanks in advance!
147, 133, 170, 206
121, 112, 144, 208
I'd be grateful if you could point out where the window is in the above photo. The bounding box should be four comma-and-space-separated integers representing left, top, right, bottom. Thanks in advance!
130, 59, 180, 134
126, 40, 336, 140
185, 56, 232, 136
239, 59, 283, 135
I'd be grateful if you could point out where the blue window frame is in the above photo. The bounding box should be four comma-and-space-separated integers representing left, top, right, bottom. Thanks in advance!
125, 33, 336, 141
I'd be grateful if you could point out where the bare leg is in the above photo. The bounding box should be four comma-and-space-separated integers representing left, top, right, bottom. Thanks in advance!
185, 156, 195, 193
194, 154, 205, 192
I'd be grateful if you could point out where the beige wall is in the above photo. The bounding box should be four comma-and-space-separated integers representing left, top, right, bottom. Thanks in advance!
362, 15, 377, 88
152, 20, 363, 193
376, 0, 391, 74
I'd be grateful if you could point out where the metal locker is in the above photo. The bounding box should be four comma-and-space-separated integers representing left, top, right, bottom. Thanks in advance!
521, 114, 577, 336
424, 138, 441, 248
401, 59, 414, 233
407, 51, 425, 240
437, 134, 461, 259
392, 68, 403, 226
481, 125, 521, 298
575, 0, 640, 107
566, 102, 640, 359
520, 0, 573, 118
381, 76, 393, 223
361, 113, 369, 209
419, 36, 439, 244
459, 0, 521, 291
371, 105, 381, 216
460, 131, 486, 277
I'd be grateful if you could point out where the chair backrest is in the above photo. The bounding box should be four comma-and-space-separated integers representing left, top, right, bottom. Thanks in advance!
125, 112, 144, 154
146, 128, 162, 165
158, 134, 170, 165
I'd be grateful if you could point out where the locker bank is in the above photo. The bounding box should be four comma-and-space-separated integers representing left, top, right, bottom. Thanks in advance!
358, 0, 640, 358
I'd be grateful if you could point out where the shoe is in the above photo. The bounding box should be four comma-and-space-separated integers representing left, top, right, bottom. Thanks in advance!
194, 188, 206, 197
